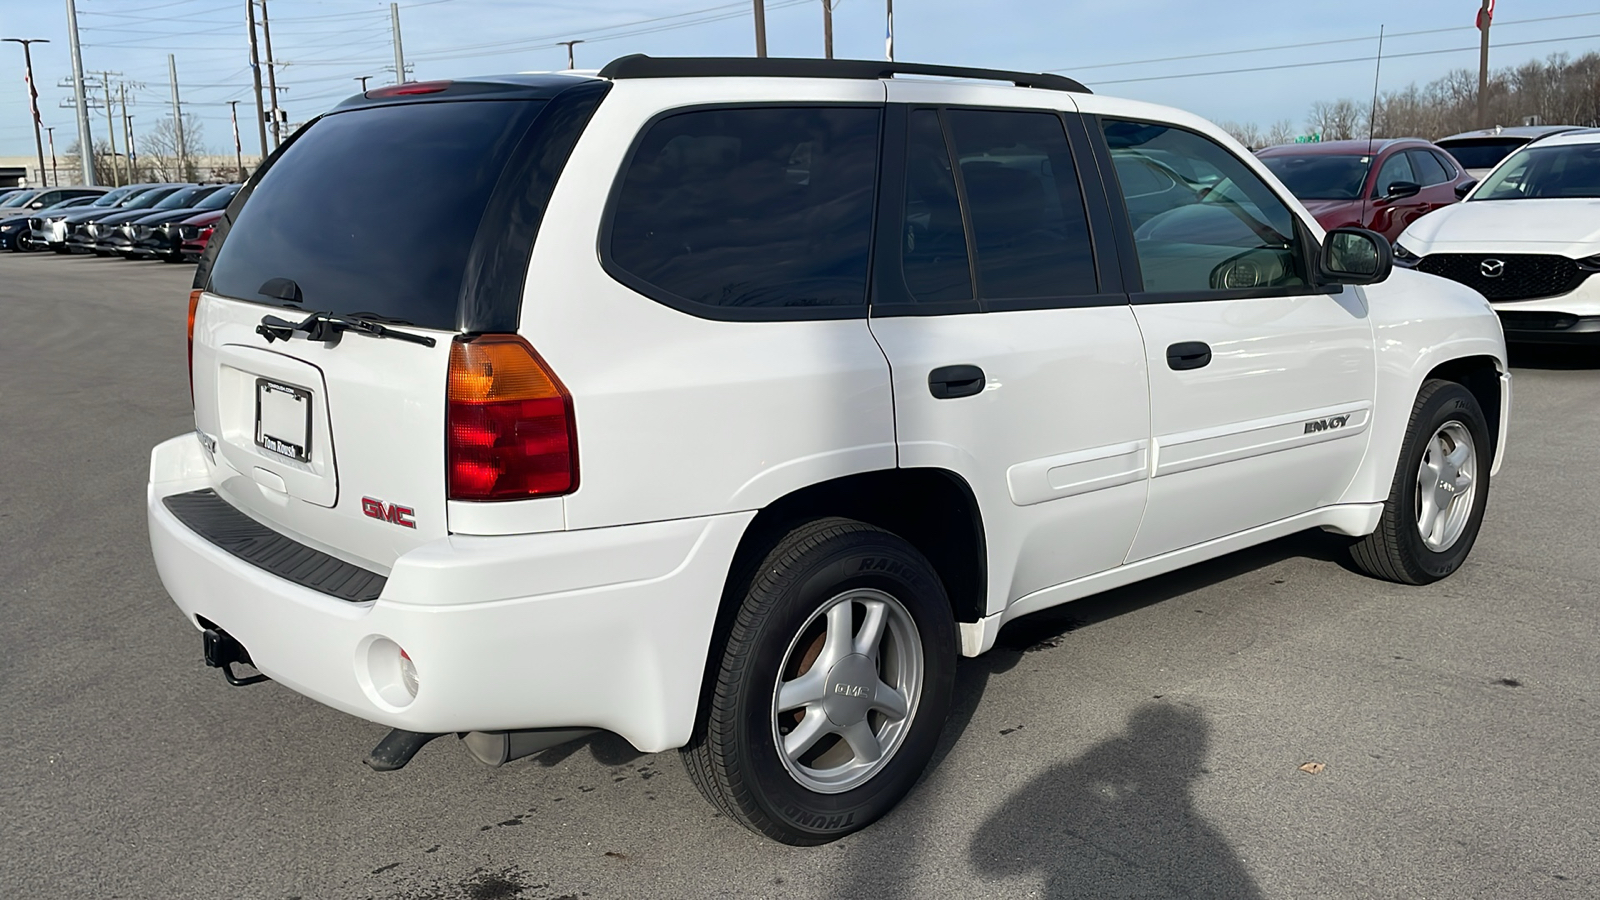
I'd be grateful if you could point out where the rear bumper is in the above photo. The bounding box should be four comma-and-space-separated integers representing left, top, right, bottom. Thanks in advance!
147, 433, 751, 752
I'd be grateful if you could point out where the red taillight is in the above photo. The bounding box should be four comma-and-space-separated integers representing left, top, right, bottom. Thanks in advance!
187, 289, 201, 403
446, 335, 577, 501
366, 80, 451, 98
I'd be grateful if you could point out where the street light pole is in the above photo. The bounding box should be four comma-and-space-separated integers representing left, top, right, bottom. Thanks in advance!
558, 39, 584, 70
64, 0, 96, 185
753, 0, 767, 58
3, 38, 52, 187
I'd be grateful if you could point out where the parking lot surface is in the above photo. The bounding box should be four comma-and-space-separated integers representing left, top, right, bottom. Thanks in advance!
2, 252, 1597, 899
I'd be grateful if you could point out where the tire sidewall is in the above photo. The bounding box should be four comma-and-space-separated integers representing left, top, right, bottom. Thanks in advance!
732, 533, 956, 842
1393, 383, 1492, 580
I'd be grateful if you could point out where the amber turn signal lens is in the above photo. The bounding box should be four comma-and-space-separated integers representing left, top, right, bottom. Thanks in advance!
446, 335, 577, 501
187, 289, 202, 403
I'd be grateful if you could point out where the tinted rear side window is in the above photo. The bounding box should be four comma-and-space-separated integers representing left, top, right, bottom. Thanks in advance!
945, 109, 1097, 299
208, 100, 546, 329
608, 106, 881, 315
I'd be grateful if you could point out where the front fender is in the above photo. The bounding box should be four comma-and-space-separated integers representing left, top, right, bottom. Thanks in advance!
1339, 269, 1509, 510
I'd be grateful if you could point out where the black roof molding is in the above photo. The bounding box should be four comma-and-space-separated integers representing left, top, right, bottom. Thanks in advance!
597, 54, 1090, 94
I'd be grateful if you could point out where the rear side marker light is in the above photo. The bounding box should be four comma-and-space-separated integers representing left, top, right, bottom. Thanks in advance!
446, 335, 578, 501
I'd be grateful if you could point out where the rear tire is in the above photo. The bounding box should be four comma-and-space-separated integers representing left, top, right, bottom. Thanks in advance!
682, 517, 956, 845
1350, 379, 1491, 584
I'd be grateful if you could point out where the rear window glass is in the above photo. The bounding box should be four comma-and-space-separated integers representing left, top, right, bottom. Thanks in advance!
1436, 138, 1525, 171
208, 100, 547, 330
608, 106, 881, 313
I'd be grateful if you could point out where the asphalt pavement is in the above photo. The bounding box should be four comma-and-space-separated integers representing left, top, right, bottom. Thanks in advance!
2, 252, 1597, 900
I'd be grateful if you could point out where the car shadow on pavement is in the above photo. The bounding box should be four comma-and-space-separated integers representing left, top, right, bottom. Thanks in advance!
1507, 343, 1599, 370
834, 529, 1343, 896
968, 703, 1264, 900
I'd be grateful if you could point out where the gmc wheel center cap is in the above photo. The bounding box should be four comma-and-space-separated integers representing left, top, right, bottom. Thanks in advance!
822, 654, 878, 725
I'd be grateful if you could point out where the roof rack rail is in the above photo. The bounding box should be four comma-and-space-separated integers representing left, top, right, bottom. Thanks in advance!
596, 54, 1090, 94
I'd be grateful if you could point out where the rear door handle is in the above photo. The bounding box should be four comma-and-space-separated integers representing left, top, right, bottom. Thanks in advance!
1166, 341, 1212, 371
928, 364, 985, 399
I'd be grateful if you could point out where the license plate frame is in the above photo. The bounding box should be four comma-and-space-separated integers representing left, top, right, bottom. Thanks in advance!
255, 378, 313, 463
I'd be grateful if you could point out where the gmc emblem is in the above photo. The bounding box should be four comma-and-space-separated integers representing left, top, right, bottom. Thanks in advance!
362, 497, 416, 529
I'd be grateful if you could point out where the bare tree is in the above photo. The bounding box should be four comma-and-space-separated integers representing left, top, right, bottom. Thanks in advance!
62, 140, 119, 186
1266, 119, 1297, 146
139, 115, 207, 182
1307, 99, 1365, 141
1217, 120, 1264, 149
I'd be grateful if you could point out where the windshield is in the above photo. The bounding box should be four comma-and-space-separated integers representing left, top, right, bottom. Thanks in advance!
1472, 143, 1600, 200
194, 185, 240, 210
1437, 138, 1526, 171
88, 187, 135, 207
0, 191, 39, 208
121, 187, 180, 210
154, 186, 205, 209
1260, 154, 1372, 200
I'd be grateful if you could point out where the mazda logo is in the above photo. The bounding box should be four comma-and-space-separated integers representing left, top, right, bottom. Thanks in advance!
1480, 258, 1505, 278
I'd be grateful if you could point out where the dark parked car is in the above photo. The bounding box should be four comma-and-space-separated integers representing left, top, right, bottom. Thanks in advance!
66, 185, 191, 255
1, 195, 98, 251
1256, 139, 1476, 242
124, 184, 241, 261
1435, 125, 1585, 179
46, 184, 168, 253
99, 184, 224, 257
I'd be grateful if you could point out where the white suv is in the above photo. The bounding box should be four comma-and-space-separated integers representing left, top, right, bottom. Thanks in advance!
148, 56, 1509, 845
1396, 127, 1600, 344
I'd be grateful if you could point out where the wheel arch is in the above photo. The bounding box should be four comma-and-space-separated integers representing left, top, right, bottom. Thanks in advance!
688, 468, 986, 731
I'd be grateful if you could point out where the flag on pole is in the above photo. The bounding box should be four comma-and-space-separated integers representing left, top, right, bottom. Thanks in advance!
231, 105, 242, 154
886, 6, 894, 61
25, 71, 42, 125
1476, 0, 1495, 29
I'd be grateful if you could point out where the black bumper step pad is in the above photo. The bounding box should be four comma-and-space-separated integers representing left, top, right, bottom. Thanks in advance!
162, 489, 387, 602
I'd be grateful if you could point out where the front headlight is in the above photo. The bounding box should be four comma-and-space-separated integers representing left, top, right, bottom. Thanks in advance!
1392, 242, 1422, 268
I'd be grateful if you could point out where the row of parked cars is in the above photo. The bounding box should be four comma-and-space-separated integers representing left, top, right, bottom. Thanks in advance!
0, 181, 240, 263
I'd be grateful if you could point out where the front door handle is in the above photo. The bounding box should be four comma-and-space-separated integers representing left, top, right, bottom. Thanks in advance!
1166, 341, 1212, 371
928, 364, 985, 399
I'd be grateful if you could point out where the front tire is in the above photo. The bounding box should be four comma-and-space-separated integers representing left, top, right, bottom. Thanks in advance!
1350, 379, 1491, 584
682, 518, 956, 845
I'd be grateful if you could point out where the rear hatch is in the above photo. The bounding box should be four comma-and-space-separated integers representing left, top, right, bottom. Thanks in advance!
191, 80, 603, 569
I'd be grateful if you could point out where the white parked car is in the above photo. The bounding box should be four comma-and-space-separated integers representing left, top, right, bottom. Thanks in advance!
1435, 124, 1584, 180
148, 56, 1509, 845
1396, 128, 1600, 344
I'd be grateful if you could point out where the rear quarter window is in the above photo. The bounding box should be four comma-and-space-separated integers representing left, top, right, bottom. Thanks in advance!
605, 105, 882, 318
207, 100, 548, 330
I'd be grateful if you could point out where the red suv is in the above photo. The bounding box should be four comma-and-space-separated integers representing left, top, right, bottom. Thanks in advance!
1256, 139, 1476, 242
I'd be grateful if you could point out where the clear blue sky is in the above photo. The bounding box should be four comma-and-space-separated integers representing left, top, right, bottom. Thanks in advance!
3, 0, 1597, 161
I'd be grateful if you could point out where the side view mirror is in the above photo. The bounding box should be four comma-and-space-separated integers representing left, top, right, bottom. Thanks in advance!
1382, 180, 1422, 201
29, 200, 45, 209
1318, 227, 1393, 286
1454, 179, 1478, 200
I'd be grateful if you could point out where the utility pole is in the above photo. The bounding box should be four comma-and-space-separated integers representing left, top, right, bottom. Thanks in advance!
885, 0, 894, 62
354, 75, 371, 92
1476, 0, 1493, 128
168, 54, 188, 181
390, 3, 407, 84
753, 0, 767, 58
97, 73, 121, 186
821, 1, 834, 60
259, 0, 281, 148
64, 0, 96, 184
4, 39, 51, 187
228, 100, 244, 181
246, 0, 269, 160
558, 39, 583, 70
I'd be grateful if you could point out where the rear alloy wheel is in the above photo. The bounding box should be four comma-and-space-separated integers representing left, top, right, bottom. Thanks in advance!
15, 231, 35, 252
682, 518, 955, 845
1350, 379, 1492, 584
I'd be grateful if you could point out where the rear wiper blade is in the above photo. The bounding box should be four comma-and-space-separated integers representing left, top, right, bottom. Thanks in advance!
255, 311, 437, 348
